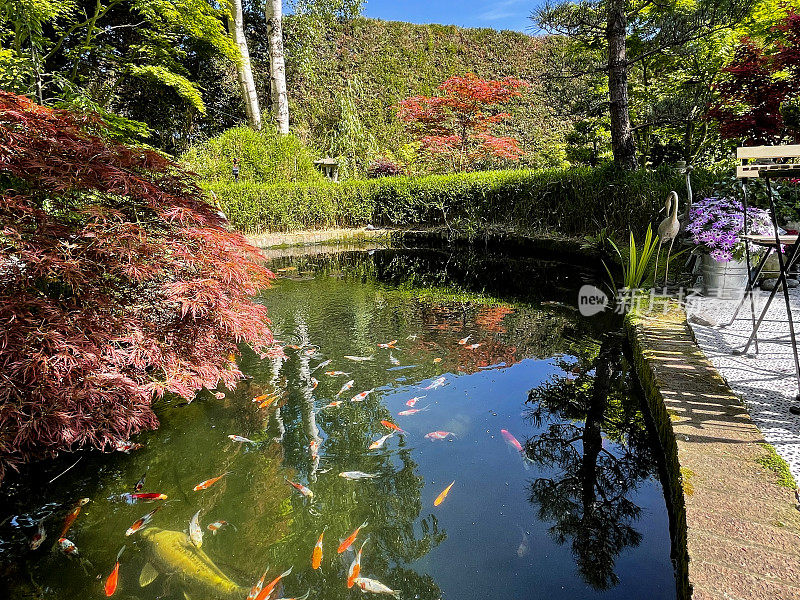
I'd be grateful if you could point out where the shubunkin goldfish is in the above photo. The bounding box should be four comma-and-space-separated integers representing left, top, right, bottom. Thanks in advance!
500, 429, 524, 452
193, 472, 229, 491
189, 510, 203, 547
336, 380, 355, 398
424, 431, 455, 441
351, 389, 375, 402
254, 567, 293, 600
104, 545, 125, 596
405, 396, 425, 407
398, 406, 429, 416
286, 478, 314, 499
423, 376, 446, 390
311, 531, 324, 570
434, 481, 455, 507
380, 420, 404, 433
378, 340, 398, 349
324, 371, 350, 377
347, 538, 368, 588
369, 433, 393, 450
125, 506, 161, 536
337, 520, 368, 553
353, 577, 400, 597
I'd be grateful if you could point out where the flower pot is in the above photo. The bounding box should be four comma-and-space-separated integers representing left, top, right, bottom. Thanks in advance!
702, 255, 748, 298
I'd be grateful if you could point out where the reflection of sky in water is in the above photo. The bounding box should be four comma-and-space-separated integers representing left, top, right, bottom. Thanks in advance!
0, 250, 675, 600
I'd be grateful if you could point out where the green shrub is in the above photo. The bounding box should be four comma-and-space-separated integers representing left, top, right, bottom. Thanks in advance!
208, 165, 721, 235
182, 126, 324, 185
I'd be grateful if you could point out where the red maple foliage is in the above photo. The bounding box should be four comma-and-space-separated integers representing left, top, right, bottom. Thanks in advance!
396, 73, 529, 171
709, 12, 800, 144
0, 92, 275, 478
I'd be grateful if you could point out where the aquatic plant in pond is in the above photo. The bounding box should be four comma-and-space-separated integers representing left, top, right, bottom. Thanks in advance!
686, 197, 773, 262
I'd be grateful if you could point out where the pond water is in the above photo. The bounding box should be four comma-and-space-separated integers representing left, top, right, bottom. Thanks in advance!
0, 247, 676, 600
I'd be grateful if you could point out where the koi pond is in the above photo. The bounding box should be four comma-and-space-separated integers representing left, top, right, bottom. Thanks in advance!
0, 245, 676, 600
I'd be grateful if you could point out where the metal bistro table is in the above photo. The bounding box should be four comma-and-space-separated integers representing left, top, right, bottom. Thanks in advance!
722, 145, 800, 406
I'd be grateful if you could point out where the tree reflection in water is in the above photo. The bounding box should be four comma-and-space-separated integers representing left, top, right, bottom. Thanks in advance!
524, 336, 659, 590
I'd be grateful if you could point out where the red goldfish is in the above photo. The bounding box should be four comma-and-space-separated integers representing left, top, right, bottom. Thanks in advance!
193, 472, 229, 491
434, 481, 455, 507
337, 520, 367, 554
311, 530, 324, 570
380, 420, 404, 433
104, 545, 125, 596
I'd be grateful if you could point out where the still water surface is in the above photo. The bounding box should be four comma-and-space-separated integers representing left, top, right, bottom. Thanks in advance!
0, 248, 675, 600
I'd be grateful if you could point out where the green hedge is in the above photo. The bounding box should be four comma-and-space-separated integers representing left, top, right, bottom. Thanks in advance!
208, 166, 720, 235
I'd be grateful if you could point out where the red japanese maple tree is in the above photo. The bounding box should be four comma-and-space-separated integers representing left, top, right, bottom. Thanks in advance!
0, 92, 275, 478
709, 12, 800, 144
397, 73, 529, 172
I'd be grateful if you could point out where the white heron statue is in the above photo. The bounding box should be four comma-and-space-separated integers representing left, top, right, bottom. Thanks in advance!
654, 191, 680, 286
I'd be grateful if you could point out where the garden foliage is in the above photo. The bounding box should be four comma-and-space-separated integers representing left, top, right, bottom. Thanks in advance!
0, 92, 275, 477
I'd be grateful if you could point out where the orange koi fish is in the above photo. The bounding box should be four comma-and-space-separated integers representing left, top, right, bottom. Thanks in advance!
254, 567, 293, 600
337, 520, 368, 554
424, 431, 455, 441
247, 569, 269, 600
125, 506, 161, 536
286, 478, 314, 499
398, 406, 429, 416
405, 396, 425, 407
311, 530, 325, 569
351, 389, 375, 402
259, 395, 279, 409
193, 472, 229, 491
434, 481, 455, 506
335, 379, 355, 398
380, 420, 404, 433
378, 340, 398, 349
60, 504, 82, 538
322, 400, 343, 409
458, 335, 471, 345
347, 538, 369, 588
252, 393, 272, 403
433, 357, 442, 363
500, 429, 524, 453
104, 545, 125, 596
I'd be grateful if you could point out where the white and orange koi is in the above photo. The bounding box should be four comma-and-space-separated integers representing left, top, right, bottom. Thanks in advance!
325, 371, 350, 377
322, 400, 343, 409
388, 353, 400, 366
405, 396, 425, 407
458, 335, 471, 345
311, 377, 319, 390
193, 472, 229, 491
344, 355, 374, 362
339, 471, 377, 480
229, 434, 256, 443
424, 431, 455, 441
254, 567, 293, 600
465, 343, 481, 350
422, 376, 446, 390
434, 481, 455, 507
433, 357, 442, 363
378, 340, 398, 349
114, 440, 143, 453
351, 389, 375, 402
398, 406, 429, 416
369, 433, 393, 450
352, 577, 400, 597
213, 391, 226, 399
337, 520, 367, 553
303, 347, 318, 357
312, 359, 332, 372
207, 520, 235, 534
247, 569, 269, 600
347, 538, 369, 588
189, 510, 203, 547
286, 478, 314, 499
125, 506, 160, 536
58, 537, 79, 556
336, 380, 355, 398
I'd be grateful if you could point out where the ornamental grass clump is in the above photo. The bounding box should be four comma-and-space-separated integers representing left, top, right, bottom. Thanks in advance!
686, 197, 773, 262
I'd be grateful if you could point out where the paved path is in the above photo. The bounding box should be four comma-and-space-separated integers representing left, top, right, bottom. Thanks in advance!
628, 306, 800, 600
689, 287, 800, 482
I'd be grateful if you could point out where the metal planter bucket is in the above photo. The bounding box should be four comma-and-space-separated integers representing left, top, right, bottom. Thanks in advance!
702, 255, 748, 299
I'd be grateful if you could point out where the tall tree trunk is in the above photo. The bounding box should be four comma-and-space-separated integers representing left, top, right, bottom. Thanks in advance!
606, 1, 637, 170
265, 0, 289, 134
228, 0, 262, 130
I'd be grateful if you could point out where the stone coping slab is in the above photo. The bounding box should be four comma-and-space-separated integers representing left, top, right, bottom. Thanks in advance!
626, 305, 800, 600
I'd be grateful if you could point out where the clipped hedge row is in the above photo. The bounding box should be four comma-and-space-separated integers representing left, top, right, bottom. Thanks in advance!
208, 166, 721, 236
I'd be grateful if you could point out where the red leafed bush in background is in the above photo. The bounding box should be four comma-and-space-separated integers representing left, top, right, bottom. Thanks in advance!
0, 92, 274, 479
709, 11, 800, 144
396, 73, 529, 172
367, 156, 404, 178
